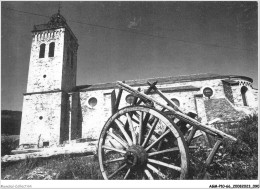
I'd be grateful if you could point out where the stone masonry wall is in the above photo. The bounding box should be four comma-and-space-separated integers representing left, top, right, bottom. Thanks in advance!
79, 78, 231, 140
26, 28, 65, 93
20, 92, 62, 146
70, 92, 82, 140
231, 80, 257, 107
204, 98, 246, 122
194, 95, 208, 123
61, 30, 78, 92
60, 92, 70, 143
222, 81, 234, 103
252, 88, 258, 107
80, 90, 113, 140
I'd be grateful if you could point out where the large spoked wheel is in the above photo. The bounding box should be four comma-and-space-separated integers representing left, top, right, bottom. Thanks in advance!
98, 106, 189, 180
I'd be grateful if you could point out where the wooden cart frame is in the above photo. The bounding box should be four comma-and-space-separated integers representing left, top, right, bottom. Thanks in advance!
98, 81, 237, 180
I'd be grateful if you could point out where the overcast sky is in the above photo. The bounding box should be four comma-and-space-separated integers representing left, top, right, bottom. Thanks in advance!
1, 1, 258, 111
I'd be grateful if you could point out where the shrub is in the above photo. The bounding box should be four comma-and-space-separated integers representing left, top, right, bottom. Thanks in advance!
190, 114, 258, 179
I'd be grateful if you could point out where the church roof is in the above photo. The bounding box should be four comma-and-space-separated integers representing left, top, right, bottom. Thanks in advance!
76, 73, 253, 91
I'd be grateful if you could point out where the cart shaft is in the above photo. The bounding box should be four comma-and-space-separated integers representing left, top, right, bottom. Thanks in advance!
117, 81, 237, 141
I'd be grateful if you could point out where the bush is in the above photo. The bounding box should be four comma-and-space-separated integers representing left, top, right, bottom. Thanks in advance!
190, 115, 258, 179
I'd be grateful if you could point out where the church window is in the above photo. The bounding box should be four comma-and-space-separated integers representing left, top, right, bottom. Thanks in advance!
125, 94, 135, 105
39, 44, 46, 58
88, 97, 97, 108
241, 86, 248, 106
49, 42, 55, 57
171, 98, 180, 107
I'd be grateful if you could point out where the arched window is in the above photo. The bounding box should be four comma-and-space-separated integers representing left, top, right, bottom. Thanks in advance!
241, 86, 248, 106
39, 44, 46, 58
49, 42, 55, 57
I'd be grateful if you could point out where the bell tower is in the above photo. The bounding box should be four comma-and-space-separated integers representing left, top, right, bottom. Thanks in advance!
20, 12, 78, 146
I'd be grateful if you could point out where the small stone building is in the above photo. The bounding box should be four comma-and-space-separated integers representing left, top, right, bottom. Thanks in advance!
20, 13, 258, 147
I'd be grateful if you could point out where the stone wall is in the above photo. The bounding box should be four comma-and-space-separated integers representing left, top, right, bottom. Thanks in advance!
21, 74, 258, 145
252, 88, 258, 107
194, 94, 208, 123
20, 92, 63, 146
222, 81, 234, 103
231, 81, 257, 107
20, 26, 79, 146
61, 30, 78, 92
60, 92, 70, 143
70, 92, 82, 140
27, 28, 65, 93
204, 98, 246, 122
79, 89, 113, 140
77, 78, 258, 141
78, 78, 229, 140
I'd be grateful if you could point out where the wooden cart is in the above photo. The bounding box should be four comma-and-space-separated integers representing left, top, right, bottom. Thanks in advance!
98, 81, 237, 180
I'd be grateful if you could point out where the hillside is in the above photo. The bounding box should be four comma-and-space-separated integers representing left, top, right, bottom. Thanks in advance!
1, 110, 22, 135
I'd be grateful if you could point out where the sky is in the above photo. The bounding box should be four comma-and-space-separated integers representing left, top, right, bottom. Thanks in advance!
1, 1, 258, 111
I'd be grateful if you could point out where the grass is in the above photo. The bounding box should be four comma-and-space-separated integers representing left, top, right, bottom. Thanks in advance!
1, 155, 102, 180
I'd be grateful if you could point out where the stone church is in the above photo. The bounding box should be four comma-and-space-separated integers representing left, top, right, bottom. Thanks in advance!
19, 13, 258, 147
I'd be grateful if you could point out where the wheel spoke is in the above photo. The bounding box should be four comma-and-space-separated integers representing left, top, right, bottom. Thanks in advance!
144, 169, 154, 180
131, 116, 139, 124
115, 119, 133, 145
148, 158, 181, 172
148, 147, 179, 157
126, 113, 137, 145
143, 112, 151, 127
142, 118, 159, 147
102, 145, 126, 154
157, 127, 167, 150
145, 129, 171, 151
134, 112, 165, 139
108, 139, 116, 148
108, 163, 127, 179
138, 111, 144, 145
123, 168, 131, 179
134, 112, 160, 135
147, 163, 167, 179
107, 131, 129, 149
104, 157, 124, 164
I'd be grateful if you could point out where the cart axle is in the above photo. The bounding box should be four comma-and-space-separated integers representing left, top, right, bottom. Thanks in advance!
124, 145, 148, 168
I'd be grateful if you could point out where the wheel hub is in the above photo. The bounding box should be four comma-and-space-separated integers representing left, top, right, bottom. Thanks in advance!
124, 145, 147, 168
